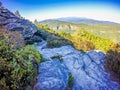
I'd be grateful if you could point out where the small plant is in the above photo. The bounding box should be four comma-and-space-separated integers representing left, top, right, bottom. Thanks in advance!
67, 75, 74, 89
51, 54, 63, 62
25, 35, 42, 44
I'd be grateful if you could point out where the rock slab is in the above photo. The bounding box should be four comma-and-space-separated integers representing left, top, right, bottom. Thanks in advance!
35, 59, 69, 90
35, 42, 120, 90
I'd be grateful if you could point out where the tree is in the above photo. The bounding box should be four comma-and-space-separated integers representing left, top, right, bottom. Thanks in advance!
0, 2, 2, 6
34, 19, 38, 24
14, 10, 22, 18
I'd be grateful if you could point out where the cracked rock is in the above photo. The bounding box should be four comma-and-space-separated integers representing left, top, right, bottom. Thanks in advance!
0, 2, 39, 40
35, 41, 120, 90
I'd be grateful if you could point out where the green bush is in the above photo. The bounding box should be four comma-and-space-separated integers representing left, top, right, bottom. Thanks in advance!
11, 45, 43, 89
0, 29, 43, 90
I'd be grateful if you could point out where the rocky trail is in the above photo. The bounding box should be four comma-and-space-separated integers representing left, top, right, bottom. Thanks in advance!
34, 40, 120, 90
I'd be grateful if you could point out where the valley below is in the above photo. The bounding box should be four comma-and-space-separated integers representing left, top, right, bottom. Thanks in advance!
40, 18, 120, 43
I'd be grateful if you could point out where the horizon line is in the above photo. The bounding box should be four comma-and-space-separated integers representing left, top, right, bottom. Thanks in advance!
31, 16, 120, 24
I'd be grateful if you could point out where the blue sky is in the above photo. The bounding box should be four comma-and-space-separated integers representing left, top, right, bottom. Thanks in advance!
1, 0, 120, 23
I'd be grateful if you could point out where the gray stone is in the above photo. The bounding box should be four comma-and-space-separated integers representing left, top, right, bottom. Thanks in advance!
34, 60, 69, 90
35, 40, 120, 90
0, 2, 40, 41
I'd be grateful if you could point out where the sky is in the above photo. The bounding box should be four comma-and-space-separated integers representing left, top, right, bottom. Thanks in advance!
1, 0, 120, 23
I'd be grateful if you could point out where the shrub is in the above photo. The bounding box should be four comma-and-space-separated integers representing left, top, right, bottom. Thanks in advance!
105, 46, 120, 83
37, 28, 72, 48
25, 35, 42, 44
11, 45, 43, 89
112, 43, 120, 52
0, 28, 25, 49
0, 28, 43, 90
72, 36, 95, 51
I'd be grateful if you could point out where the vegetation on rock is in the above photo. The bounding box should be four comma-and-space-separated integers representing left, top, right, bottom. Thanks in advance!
68, 75, 74, 89
0, 28, 43, 90
51, 55, 63, 62
36, 24, 72, 48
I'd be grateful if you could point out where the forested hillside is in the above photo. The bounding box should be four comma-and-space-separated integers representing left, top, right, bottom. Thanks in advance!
40, 19, 120, 43
36, 23, 116, 53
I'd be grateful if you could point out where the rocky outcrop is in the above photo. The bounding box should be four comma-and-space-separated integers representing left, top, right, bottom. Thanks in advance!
55, 24, 80, 31
35, 41, 120, 90
0, 2, 41, 43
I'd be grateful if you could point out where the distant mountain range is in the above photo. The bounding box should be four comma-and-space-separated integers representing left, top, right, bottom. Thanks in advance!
40, 17, 120, 25
39, 17, 120, 43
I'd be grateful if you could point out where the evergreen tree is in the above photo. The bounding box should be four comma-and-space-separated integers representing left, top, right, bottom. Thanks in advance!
34, 19, 38, 24
14, 10, 22, 18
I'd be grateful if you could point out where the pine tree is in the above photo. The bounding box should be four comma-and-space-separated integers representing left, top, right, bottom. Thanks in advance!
15, 10, 22, 18
34, 19, 38, 24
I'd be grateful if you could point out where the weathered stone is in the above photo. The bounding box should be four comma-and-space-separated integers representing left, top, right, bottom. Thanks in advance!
34, 60, 69, 90
35, 41, 120, 90
0, 2, 41, 43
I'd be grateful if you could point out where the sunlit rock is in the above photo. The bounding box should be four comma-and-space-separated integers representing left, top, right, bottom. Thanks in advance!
0, 3, 41, 43
35, 60, 69, 90
35, 41, 120, 90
